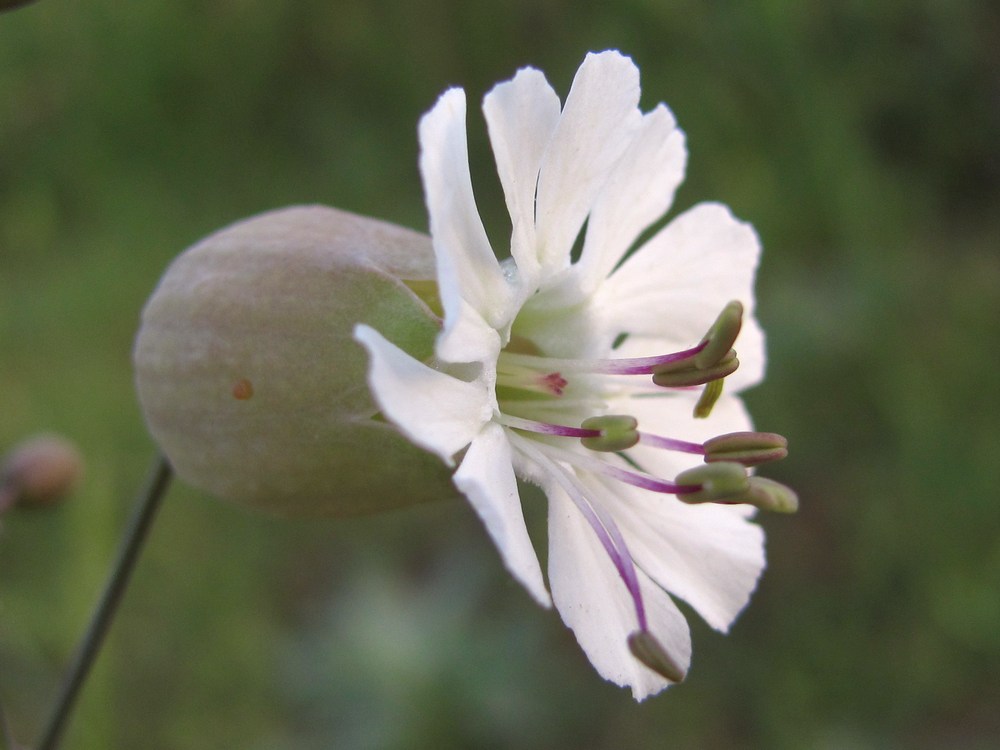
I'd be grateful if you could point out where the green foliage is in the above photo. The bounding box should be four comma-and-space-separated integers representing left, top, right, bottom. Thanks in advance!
2, 0, 998, 747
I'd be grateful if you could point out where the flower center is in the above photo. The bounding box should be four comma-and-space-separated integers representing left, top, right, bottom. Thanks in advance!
493, 300, 795, 681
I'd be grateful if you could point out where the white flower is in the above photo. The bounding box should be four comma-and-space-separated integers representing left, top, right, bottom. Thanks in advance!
354, 50, 793, 700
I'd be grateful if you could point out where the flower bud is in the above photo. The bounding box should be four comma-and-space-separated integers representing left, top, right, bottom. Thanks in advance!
133, 205, 459, 517
0, 434, 83, 512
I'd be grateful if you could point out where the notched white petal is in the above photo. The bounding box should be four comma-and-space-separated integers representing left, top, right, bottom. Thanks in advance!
483, 67, 561, 284
535, 50, 643, 277
419, 87, 512, 330
454, 422, 551, 607
354, 324, 491, 466
575, 104, 687, 296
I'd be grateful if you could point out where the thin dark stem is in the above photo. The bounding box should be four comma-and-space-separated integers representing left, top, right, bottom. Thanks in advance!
36, 455, 173, 750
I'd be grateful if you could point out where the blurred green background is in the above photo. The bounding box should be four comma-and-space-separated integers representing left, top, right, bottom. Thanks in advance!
2, 1, 999, 748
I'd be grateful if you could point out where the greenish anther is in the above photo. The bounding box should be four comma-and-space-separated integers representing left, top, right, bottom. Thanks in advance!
739, 476, 799, 513
703, 431, 788, 466
581, 415, 640, 452
651, 351, 739, 387
694, 300, 743, 369
627, 630, 686, 683
674, 461, 749, 503
693, 378, 724, 419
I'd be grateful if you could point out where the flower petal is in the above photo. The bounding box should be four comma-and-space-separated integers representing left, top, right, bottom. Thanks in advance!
419, 88, 513, 336
483, 67, 562, 284
454, 422, 551, 607
574, 105, 687, 296
434, 297, 503, 366
547, 480, 691, 701
534, 51, 643, 277
597, 202, 766, 390
354, 324, 491, 466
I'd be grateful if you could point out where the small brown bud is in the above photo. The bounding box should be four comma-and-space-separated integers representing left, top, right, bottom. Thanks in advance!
0, 434, 84, 512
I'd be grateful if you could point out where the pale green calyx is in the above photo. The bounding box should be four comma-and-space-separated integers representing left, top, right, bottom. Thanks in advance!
133, 205, 458, 517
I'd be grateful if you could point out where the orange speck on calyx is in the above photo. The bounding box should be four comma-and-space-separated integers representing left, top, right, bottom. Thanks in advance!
232, 378, 254, 400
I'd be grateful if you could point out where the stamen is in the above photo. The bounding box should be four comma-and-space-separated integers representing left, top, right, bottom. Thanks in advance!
651, 350, 739, 387
637, 431, 705, 455
723, 476, 799, 513
703, 432, 788, 467
673, 462, 750, 503
637, 429, 787, 466
580, 415, 639, 452
497, 414, 642, 453
650, 301, 744, 389
588, 485, 649, 631
497, 300, 745, 403
520, 436, 689, 682
526, 440, 705, 496
674, 463, 797, 513
694, 300, 743, 370
497, 414, 600, 439
498, 340, 709, 377
693, 378, 724, 418
509, 432, 648, 631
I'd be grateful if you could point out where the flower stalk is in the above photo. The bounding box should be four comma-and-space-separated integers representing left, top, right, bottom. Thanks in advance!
36, 456, 172, 750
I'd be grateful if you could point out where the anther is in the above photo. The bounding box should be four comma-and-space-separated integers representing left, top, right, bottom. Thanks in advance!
673, 461, 749, 503
694, 300, 743, 370
651, 350, 739, 387
703, 432, 788, 467
580, 415, 640, 452
628, 630, 686, 683
735, 476, 799, 513
693, 378, 724, 418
